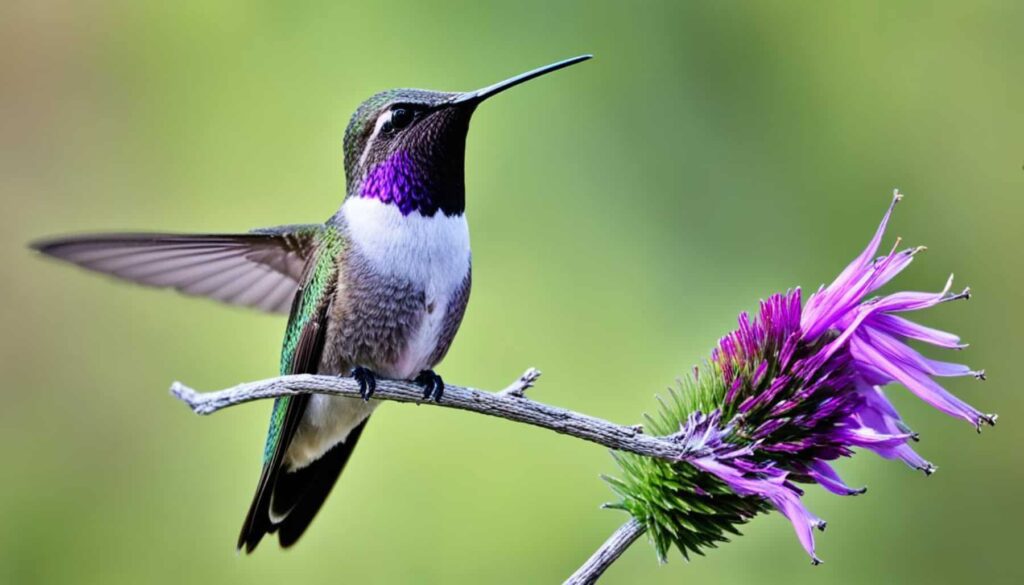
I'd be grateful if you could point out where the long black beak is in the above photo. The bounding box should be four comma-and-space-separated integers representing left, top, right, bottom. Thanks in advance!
449, 54, 593, 106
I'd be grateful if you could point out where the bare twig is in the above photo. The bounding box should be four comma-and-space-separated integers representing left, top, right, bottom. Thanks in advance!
498, 367, 542, 397
565, 518, 647, 585
169, 368, 663, 582
170, 368, 692, 461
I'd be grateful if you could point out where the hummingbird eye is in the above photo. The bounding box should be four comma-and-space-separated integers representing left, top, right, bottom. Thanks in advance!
383, 107, 414, 133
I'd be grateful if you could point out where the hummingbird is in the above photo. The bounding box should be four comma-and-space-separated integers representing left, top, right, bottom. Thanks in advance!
31, 55, 592, 552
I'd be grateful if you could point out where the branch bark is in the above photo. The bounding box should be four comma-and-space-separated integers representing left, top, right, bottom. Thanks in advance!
564, 518, 647, 585
170, 368, 694, 462
169, 368, 662, 582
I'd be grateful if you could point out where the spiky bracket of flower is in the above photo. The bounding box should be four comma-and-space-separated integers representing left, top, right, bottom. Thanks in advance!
605, 191, 995, 564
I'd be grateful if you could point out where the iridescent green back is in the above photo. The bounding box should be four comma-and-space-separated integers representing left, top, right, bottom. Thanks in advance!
261, 225, 343, 462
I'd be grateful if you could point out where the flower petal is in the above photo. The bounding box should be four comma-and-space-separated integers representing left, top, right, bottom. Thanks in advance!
866, 313, 966, 349
870, 275, 962, 314
806, 460, 867, 496
690, 456, 824, 563
850, 336, 989, 427
801, 191, 902, 339
858, 327, 981, 379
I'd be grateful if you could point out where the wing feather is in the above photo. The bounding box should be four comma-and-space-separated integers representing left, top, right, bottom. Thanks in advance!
31, 226, 321, 314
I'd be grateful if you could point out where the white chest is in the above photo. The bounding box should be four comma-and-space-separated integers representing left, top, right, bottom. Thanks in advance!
340, 197, 471, 377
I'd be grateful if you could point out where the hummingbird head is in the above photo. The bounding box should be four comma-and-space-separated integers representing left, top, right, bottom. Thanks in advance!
342, 55, 592, 217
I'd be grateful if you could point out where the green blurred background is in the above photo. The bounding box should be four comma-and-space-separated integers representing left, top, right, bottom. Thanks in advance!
2, 1, 1022, 583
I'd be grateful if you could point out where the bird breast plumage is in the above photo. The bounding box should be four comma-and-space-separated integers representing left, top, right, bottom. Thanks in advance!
337, 196, 471, 378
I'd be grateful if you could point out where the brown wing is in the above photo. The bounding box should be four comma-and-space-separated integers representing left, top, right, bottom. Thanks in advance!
31, 224, 320, 313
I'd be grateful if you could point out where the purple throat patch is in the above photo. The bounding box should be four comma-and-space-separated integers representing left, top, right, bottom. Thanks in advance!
359, 151, 437, 216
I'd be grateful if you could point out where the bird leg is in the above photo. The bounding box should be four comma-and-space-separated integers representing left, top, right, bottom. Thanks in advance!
414, 370, 445, 402
350, 367, 378, 401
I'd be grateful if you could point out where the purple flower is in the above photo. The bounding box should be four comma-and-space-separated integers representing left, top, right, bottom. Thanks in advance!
609, 191, 995, 563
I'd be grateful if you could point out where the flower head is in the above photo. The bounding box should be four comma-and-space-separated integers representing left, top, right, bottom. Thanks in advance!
606, 191, 994, 564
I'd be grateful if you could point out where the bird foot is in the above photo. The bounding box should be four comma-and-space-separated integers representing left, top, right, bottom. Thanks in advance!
351, 367, 377, 401
415, 370, 445, 402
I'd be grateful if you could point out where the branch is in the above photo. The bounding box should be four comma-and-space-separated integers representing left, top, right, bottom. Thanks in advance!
170, 368, 660, 582
565, 518, 647, 585
170, 368, 693, 461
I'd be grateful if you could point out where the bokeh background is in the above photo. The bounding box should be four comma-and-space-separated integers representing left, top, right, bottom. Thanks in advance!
2, 1, 1022, 583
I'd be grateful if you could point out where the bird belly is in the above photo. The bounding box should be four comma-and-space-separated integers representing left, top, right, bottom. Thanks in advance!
284, 284, 454, 470
390, 291, 451, 379
284, 395, 376, 470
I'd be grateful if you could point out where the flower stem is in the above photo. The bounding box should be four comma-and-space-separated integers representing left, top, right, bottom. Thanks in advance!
564, 518, 647, 584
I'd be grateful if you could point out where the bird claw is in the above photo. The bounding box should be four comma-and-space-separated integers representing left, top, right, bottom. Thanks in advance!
415, 370, 445, 402
351, 367, 377, 401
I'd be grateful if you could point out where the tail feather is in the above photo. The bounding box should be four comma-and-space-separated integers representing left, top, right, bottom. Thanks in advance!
237, 395, 310, 553
274, 420, 369, 547
238, 417, 369, 551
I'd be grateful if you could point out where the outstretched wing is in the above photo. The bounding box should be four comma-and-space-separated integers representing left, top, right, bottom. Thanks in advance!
31, 224, 321, 313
